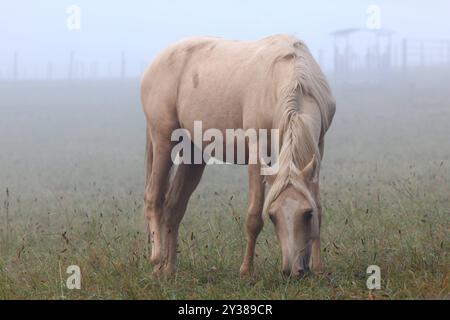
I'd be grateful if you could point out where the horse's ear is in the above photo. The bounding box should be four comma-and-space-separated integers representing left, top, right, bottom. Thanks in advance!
260, 156, 279, 177
302, 154, 318, 182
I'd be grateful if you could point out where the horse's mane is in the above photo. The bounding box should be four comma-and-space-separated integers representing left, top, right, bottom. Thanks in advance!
263, 36, 335, 214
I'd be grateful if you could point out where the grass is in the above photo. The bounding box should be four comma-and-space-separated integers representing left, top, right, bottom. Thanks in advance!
0, 72, 449, 299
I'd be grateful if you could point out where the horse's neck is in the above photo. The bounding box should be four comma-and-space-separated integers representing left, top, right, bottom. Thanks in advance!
273, 100, 322, 173
298, 97, 322, 146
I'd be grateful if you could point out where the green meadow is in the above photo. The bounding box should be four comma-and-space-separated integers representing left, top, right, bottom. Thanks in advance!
0, 71, 448, 299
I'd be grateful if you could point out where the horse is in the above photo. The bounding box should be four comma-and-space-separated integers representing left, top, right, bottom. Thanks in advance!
140, 34, 335, 277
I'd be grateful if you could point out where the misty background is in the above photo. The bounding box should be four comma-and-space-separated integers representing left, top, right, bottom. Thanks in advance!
0, 1, 449, 299
2, 0, 450, 79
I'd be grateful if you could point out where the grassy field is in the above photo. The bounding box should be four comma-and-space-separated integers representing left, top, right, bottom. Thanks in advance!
0, 71, 448, 299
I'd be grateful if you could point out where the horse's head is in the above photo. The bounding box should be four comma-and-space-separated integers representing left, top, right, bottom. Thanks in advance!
265, 155, 319, 277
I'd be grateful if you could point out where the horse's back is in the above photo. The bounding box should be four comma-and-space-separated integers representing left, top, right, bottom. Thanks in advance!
141, 35, 329, 134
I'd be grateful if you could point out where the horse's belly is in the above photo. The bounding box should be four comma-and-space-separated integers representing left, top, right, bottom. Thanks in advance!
176, 119, 275, 166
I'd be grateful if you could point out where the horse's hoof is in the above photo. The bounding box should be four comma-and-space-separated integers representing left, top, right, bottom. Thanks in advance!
162, 265, 176, 278
152, 263, 176, 278
150, 253, 161, 265
311, 262, 324, 275
152, 263, 164, 276
312, 267, 323, 275
312, 267, 332, 280
239, 264, 254, 278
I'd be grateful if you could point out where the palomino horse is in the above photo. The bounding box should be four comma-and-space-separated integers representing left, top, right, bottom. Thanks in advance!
140, 35, 335, 277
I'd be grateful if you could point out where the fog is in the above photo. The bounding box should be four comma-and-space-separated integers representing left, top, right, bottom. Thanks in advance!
2, 1, 450, 78
0, 3, 449, 299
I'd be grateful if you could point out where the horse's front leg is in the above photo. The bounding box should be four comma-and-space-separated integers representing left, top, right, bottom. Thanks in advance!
310, 138, 325, 274
310, 197, 324, 274
240, 164, 265, 277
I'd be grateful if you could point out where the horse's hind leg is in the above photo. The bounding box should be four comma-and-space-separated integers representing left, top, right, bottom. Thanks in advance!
144, 127, 155, 252
144, 134, 174, 265
157, 162, 205, 277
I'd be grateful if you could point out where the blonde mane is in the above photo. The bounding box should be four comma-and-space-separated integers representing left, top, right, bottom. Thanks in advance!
263, 37, 335, 214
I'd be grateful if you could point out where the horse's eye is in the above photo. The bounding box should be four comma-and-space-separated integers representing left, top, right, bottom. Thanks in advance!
303, 210, 313, 221
269, 213, 276, 224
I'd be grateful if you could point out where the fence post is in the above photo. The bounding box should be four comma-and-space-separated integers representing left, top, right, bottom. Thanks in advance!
120, 51, 126, 80
79, 62, 85, 79
447, 41, 450, 66
90, 61, 98, 79
47, 62, 53, 80
420, 41, 425, 67
13, 52, 19, 80
333, 37, 338, 73
69, 50, 75, 80
402, 39, 407, 72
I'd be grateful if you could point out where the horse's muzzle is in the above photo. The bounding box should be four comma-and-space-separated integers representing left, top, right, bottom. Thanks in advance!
282, 256, 310, 277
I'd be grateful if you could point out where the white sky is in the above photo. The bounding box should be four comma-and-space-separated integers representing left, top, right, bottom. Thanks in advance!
1, 0, 450, 78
